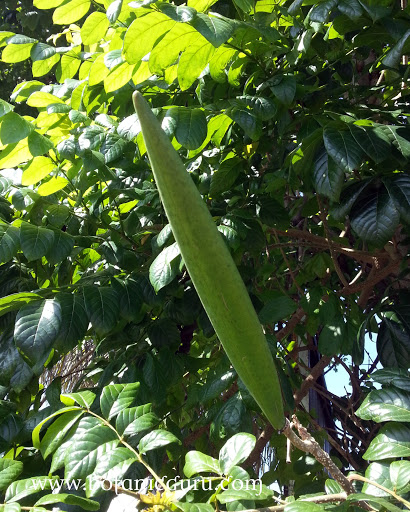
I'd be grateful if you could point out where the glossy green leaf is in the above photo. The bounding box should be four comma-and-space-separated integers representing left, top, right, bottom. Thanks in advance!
83, 286, 120, 335
54, 293, 89, 351
0, 226, 20, 264
219, 433, 256, 475
123, 12, 174, 64
81, 12, 110, 45
183, 451, 221, 478
313, 146, 344, 202
390, 460, 410, 492
87, 447, 137, 496
39, 409, 84, 459
115, 404, 152, 436
35, 493, 99, 511
104, 62, 134, 93
338, 0, 363, 19
363, 423, 410, 460
323, 126, 363, 172
5, 477, 59, 503
100, 382, 140, 420
53, 0, 91, 24
210, 157, 242, 197
190, 14, 235, 47
259, 294, 297, 324
0, 459, 23, 491
350, 185, 399, 246
138, 429, 181, 453
348, 124, 391, 164
0, 112, 32, 145
20, 222, 54, 261
384, 174, 410, 224
356, 388, 410, 423
2, 43, 34, 63
228, 108, 262, 141
61, 391, 96, 409
217, 485, 272, 503
371, 368, 410, 392
149, 242, 181, 292
377, 317, 410, 369
22, 156, 55, 186
380, 125, 410, 159
269, 75, 296, 106
284, 503, 323, 512
14, 299, 62, 367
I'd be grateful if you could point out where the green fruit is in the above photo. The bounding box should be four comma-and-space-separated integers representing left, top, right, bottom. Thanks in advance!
133, 91, 285, 429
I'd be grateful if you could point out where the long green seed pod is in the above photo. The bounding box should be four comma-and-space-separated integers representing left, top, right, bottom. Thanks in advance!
133, 91, 285, 430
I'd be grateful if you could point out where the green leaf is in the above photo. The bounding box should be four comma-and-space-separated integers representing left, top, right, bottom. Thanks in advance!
384, 174, 410, 224
363, 423, 410, 460
372, 368, 410, 392
348, 124, 391, 164
284, 503, 325, 512
0, 226, 20, 264
0, 112, 32, 145
165, 107, 208, 150
14, 299, 62, 367
363, 462, 391, 497
87, 447, 137, 496
115, 403, 153, 436
149, 242, 181, 292
259, 293, 297, 324
53, 0, 91, 24
38, 177, 69, 196
384, 29, 410, 68
217, 486, 272, 503
54, 292, 88, 352
117, 114, 141, 141
35, 494, 99, 511
219, 433, 256, 475
390, 460, 410, 492
178, 39, 216, 90
313, 146, 344, 202
184, 451, 221, 477
2, 43, 34, 63
269, 75, 296, 106
31, 43, 56, 62
318, 319, 345, 356
100, 383, 140, 420
20, 222, 54, 261
5, 477, 59, 502
123, 12, 174, 64
83, 286, 120, 335
323, 126, 363, 172
0, 99, 14, 117
350, 185, 399, 246
28, 132, 54, 156
46, 231, 75, 265
107, 0, 123, 23
39, 409, 84, 459
346, 493, 402, 512
0, 459, 23, 492
80, 12, 109, 45
228, 108, 262, 141
338, 0, 363, 19
61, 391, 96, 409
190, 14, 235, 47
379, 125, 410, 159
210, 157, 242, 197
357, 388, 410, 422
176, 504, 214, 512
64, 424, 119, 481
22, 156, 55, 186
310, 0, 337, 22
104, 62, 134, 93
377, 317, 410, 369
138, 429, 181, 453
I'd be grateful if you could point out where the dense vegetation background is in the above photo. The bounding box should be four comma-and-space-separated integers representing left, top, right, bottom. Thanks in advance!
0, 0, 409, 510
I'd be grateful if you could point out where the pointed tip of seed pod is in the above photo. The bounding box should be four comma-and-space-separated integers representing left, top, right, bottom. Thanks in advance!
132, 90, 141, 112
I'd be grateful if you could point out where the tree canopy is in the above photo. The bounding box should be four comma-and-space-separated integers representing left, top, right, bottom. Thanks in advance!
0, 0, 409, 510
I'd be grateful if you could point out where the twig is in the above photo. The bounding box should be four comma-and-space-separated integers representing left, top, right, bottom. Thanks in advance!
293, 356, 331, 405
282, 417, 355, 495
239, 492, 348, 512
348, 475, 410, 510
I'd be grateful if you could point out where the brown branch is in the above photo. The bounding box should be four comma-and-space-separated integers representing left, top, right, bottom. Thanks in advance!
282, 417, 355, 494
244, 424, 274, 468
276, 308, 305, 341
293, 355, 331, 405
